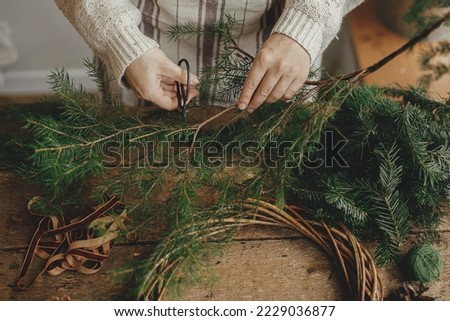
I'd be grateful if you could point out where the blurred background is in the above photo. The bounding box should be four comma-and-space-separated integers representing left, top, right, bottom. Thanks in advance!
0, 0, 94, 96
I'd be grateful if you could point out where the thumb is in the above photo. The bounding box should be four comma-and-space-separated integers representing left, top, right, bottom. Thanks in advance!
164, 62, 199, 86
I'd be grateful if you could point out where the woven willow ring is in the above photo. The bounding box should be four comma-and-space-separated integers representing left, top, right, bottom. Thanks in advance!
239, 199, 384, 301
147, 198, 384, 301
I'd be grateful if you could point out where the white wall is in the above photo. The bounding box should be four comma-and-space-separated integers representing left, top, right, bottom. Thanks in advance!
0, 0, 95, 94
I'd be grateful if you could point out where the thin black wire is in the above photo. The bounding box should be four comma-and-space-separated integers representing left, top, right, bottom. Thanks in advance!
176, 59, 190, 122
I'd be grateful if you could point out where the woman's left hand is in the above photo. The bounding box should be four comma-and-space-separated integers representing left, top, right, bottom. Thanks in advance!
237, 33, 311, 113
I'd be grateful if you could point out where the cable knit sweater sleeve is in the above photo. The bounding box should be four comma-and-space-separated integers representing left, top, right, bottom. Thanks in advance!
272, 0, 363, 62
54, 0, 158, 83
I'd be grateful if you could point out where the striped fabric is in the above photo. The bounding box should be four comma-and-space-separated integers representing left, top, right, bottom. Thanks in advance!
136, 0, 285, 76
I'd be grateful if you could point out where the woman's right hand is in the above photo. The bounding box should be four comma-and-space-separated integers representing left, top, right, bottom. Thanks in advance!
124, 48, 199, 110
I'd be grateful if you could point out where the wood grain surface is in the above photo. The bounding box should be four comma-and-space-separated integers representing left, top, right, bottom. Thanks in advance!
0, 170, 449, 301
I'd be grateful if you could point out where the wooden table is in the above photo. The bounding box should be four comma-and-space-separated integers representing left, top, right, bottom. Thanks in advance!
1, 168, 449, 301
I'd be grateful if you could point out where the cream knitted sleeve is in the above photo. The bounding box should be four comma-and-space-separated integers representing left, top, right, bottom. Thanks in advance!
272, 0, 364, 63
54, 0, 159, 83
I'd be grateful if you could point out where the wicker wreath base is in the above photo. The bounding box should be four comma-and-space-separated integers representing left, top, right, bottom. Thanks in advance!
238, 199, 384, 301
144, 198, 384, 301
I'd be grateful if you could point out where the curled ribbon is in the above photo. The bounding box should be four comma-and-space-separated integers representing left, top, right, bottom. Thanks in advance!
16, 196, 129, 290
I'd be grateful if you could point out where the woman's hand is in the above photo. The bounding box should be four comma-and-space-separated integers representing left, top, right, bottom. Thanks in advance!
238, 33, 311, 113
125, 48, 200, 110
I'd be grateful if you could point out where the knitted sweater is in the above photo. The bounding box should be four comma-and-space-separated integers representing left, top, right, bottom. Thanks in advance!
55, 0, 363, 85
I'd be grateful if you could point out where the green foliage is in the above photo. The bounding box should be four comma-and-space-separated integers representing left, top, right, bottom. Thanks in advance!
371, 145, 411, 264
283, 83, 449, 265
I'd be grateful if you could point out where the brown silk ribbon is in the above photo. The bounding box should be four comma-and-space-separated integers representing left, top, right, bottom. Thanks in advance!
16, 196, 126, 290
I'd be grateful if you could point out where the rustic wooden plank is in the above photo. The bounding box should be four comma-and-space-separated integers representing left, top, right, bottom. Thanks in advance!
2, 168, 449, 250
0, 171, 303, 250
0, 172, 40, 250
1, 234, 449, 301
0, 169, 172, 249
1, 157, 449, 300
178, 237, 450, 301
174, 238, 347, 301
0, 245, 154, 300
0, 95, 53, 106
0, 239, 349, 301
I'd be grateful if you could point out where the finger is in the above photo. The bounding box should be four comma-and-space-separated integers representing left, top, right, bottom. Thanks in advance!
161, 80, 199, 93
163, 88, 199, 100
238, 61, 267, 111
163, 63, 199, 86
160, 87, 199, 108
161, 80, 199, 94
161, 75, 199, 87
246, 71, 282, 113
163, 89, 177, 98
152, 92, 179, 110
155, 79, 200, 110
161, 82, 177, 92
161, 76, 176, 85
282, 78, 305, 101
168, 88, 200, 108
265, 76, 294, 104
147, 78, 179, 110
187, 88, 200, 103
